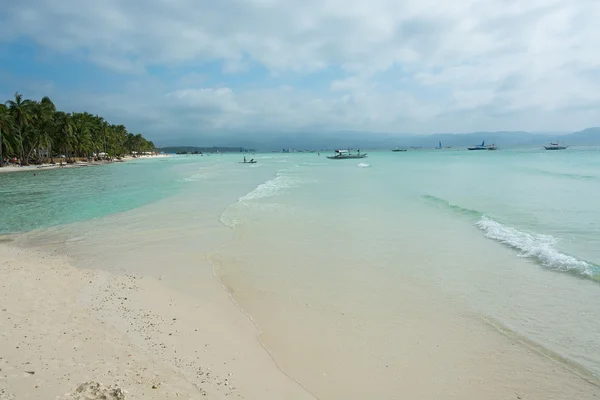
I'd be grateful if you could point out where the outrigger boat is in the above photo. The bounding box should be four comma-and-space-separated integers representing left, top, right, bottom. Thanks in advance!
392, 147, 407, 152
327, 149, 367, 159
544, 142, 568, 150
468, 141, 497, 151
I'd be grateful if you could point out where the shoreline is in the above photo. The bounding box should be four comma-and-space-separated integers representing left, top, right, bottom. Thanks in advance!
3, 225, 600, 400
0, 154, 170, 175
0, 242, 315, 399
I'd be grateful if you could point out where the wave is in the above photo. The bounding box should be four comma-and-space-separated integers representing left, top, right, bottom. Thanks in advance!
298, 162, 328, 167
476, 216, 598, 278
421, 195, 483, 218
180, 172, 212, 182
422, 195, 599, 280
239, 170, 303, 202
527, 168, 597, 181
220, 169, 308, 228
357, 163, 371, 168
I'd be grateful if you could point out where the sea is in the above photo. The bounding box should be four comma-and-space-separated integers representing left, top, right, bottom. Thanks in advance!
1, 147, 599, 396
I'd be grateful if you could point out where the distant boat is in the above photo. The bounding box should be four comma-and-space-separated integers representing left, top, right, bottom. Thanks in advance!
468, 141, 497, 151
240, 158, 257, 164
544, 142, 568, 150
327, 149, 367, 159
468, 140, 486, 150
435, 140, 442, 149
392, 147, 407, 152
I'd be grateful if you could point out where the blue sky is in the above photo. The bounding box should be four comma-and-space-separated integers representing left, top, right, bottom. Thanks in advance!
1, 0, 599, 145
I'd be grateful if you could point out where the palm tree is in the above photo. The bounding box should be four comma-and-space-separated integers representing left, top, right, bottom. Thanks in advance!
37, 96, 56, 163
0, 104, 11, 167
2, 92, 155, 164
27, 97, 56, 164
6, 92, 34, 164
53, 111, 75, 162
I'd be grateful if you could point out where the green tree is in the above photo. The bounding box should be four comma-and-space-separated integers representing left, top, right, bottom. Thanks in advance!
5, 92, 34, 164
0, 104, 14, 166
1, 93, 154, 164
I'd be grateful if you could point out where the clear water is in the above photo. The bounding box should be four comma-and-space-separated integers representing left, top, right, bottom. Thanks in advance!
2, 148, 600, 395
0, 158, 184, 233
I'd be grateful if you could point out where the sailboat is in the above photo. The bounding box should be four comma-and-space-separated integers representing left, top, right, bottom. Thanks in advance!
435, 140, 442, 149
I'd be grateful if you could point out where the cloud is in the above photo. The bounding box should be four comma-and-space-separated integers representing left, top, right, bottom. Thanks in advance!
1, 0, 599, 141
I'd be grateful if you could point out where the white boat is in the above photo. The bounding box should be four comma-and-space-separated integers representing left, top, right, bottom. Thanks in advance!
544, 142, 568, 150
327, 150, 367, 159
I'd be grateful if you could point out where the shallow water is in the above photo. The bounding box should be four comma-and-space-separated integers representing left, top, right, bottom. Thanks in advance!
2, 148, 600, 396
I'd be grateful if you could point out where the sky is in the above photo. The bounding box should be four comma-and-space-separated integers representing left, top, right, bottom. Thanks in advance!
1, 0, 599, 145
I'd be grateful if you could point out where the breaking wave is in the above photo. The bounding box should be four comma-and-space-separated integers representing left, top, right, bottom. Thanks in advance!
476, 216, 598, 278
422, 195, 599, 280
220, 169, 307, 228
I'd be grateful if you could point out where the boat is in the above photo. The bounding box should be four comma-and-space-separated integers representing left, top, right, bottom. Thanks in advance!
326, 150, 367, 159
468, 141, 487, 150
392, 147, 407, 152
240, 158, 257, 164
544, 142, 568, 150
435, 140, 442, 149
468, 141, 496, 151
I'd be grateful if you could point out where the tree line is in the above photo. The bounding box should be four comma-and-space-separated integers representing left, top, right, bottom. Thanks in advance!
0, 92, 155, 166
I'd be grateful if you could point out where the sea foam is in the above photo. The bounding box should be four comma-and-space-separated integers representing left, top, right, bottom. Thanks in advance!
220, 169, 307, 228
476, 216, 595, 277
239, 170, 302, 202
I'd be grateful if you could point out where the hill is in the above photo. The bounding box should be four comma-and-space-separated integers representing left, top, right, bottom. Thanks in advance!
158, 146, 256, 154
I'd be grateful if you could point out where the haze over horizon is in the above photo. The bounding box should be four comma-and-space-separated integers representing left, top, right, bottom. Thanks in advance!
1, 0, 599, 145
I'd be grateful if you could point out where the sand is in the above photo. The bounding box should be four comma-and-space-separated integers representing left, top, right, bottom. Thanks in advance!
2, 212, 600, 399
0, 155, 169, 174
0, 243, 314, 399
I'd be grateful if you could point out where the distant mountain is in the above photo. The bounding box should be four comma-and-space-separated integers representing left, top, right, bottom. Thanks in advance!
159, 146, 255, 154
562, 127, 600, 144
157, 127, 600, 151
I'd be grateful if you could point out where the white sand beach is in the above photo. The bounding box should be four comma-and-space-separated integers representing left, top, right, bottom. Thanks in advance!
0, 155, 170, 174
2, 238, 600, 400
0, 243, 314, 399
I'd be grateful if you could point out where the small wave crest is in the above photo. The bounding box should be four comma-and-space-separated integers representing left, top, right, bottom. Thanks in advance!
526, 167, 597, 181
476, 216, 596, 277
220, 169, 306, 228
422, 195, 482, 218
180, 172, 211, 182
239, 171, 302, 202
298, 162, 328, 167
357, 163, 371, 168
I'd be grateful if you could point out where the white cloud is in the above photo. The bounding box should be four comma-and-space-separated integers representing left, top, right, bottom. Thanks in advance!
1, 0, 600, 138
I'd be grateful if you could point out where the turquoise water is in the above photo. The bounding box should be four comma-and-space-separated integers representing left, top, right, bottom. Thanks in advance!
0, 158, 184, 233
213, 147, 600, 389
2, 148, 600, 394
